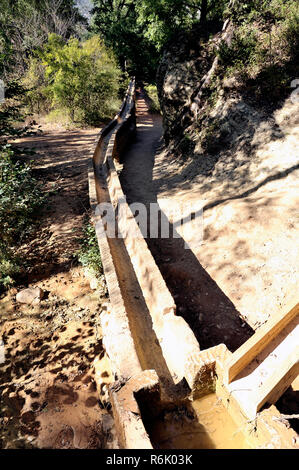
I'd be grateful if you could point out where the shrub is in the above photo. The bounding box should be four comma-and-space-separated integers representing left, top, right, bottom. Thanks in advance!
0, 146, 45, 245
217, 26, 259, 69
281, 1, 299, 59
25, 34, 122, 125
144, 84, 161, 113
0, 242, 20, 289
22, 57, 51, 115
217, 0, 299, 102
0, 81, 30, 140
76, 221, 102, 279
0, 146, 45, 289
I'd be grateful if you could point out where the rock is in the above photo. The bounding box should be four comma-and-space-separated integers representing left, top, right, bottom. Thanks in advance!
0, 337, 5, 364
16, 287, 44, 305
102, 413, 114, 434
90, 278, 98, 290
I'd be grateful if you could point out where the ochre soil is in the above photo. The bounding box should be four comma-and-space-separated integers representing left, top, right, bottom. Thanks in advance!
0, 127, 117, 449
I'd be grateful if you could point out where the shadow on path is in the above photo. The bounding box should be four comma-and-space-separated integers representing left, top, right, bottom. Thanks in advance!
119, 89, 254, 352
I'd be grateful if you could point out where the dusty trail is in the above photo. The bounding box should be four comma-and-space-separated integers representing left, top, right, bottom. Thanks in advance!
119, 90, 298, 431
119, 90, 163, 205
0, 127, 117, 449
119, 90, 253, 352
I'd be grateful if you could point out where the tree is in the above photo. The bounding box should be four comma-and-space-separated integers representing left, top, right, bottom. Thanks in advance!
136, 0, 228, 49
37, 34, 122, 123
0, 0, 86, 78
90, 0, 229, 78
91, 0, 160, 79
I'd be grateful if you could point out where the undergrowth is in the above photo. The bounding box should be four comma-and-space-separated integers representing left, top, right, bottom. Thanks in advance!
0, 146, 45, 290
76, 220, 102, 280
217, 0, 299, 102
144, 84, 161, 114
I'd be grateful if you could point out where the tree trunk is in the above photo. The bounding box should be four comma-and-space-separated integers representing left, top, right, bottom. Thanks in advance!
200, 0, 208, 26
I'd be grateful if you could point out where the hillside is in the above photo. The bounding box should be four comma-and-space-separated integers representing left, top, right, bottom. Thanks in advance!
155, 4, 299, 327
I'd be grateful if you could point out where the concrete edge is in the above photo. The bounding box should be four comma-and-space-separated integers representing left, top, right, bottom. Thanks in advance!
104, 97, 203, 388
215, 347, 298, 449
88, 80, 142, 382
110, 370, 159, 449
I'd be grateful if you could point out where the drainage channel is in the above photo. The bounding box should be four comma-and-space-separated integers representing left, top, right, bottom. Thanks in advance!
88, 80, 298, 449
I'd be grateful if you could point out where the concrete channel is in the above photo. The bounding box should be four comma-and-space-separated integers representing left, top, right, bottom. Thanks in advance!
88, 79, 298, 449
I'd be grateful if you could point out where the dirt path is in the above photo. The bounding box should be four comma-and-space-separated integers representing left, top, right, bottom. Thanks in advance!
0, 127, 117, 449
119, 90, 253, 352
120, 91, 298, 344
119, 91, 298, 429
151, 98, 299, 332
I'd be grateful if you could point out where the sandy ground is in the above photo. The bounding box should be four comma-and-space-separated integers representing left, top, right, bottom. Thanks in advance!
0, 126, 117, 449
120, 90, 254, 352
119, 90, 298, 430
153, 98, 299, 330
1, 92, 297, 447
120, 91, 298, 340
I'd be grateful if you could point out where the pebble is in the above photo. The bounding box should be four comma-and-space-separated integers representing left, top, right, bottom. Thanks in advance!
90, 278, 99, 290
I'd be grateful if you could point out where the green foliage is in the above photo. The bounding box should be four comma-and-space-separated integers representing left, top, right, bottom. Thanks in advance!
136, 0, 197, 51
0, 248, 20, 288
90, 1, 229, 78
281, 0, 299, 58
0, 0, 86, 78
0, 78, 45, 290
25, 34, 122, 124
22, 58, 52, 116
144, 84, 161, 113
0, 146, 45, 289
0, 82, 30, 139
91, 0, 160, 80
0, 241, 20, 289
136, 0, 229, 49
218, 0, 299, 101
217, 26, 259, 69
76, 221, 102, 279
0, 147, 45, 245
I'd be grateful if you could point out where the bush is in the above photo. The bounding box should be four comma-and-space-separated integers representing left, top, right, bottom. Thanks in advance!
144, 84, 161, 113
217, 27, 259, 69
22, 57, 51, 115
0, 81, 30, 139
0, 242, 20, 289
0, 146, 45, 245
76, 221, 102, 279
24, 34, 122, 125
282, 1, 299, 59
0, 146, 45, 289
217, 0, 299, 102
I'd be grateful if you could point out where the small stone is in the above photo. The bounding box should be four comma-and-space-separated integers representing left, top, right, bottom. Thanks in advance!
16, 287, 44, 305
102, 413, 114, 434
0, 337, 5, 364
90, 278, 98, 290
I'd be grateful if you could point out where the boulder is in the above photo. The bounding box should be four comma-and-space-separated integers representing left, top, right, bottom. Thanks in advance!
16, 287, 44, 305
